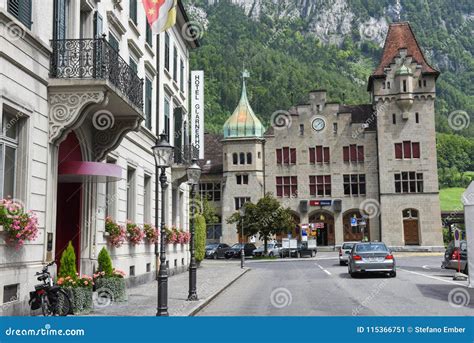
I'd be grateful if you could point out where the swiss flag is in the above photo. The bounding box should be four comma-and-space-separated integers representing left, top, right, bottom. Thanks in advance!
142, 0, 176, 35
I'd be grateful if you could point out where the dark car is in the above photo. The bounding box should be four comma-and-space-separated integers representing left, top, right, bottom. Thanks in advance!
280, 242, 317, 258
224, 243, 257, 259
442, 240, 468, 274
205, 243, 231, 259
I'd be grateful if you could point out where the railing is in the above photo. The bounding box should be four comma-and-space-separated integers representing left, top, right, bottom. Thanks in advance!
174, 144, 199, 165
50, 38, 144, 109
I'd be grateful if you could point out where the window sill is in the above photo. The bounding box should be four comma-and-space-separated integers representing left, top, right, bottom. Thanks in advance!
128, 18, 141, 37
145, 42, 154, 57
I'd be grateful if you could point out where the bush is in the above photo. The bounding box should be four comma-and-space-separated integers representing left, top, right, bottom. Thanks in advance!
98, 247, 113, 276
195, 214, 206, 262
65, 287, 93, 314
59, 241, 77, 278
94, 277, 127, 302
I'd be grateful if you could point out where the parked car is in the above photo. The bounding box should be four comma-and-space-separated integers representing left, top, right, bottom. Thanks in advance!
348, 242, 396, 277
442, 240, 468, 274
205, 243, 231, 259
224, 243, 257, 259
253, 242, 282, 257
339, 241, 358, 266
280, 242, 317, 258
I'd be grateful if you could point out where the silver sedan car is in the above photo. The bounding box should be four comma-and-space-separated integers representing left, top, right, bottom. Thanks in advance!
348, 242, 396, 277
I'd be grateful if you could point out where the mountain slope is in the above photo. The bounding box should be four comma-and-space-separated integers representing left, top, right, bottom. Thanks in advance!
185, 0, 473, 136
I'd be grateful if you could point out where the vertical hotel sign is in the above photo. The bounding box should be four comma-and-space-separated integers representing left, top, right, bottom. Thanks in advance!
191, 70, 204, 159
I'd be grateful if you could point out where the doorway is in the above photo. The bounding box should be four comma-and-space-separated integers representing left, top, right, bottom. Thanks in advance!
309, 211, 335, 246
403, 209, 419, 245
55, 131, 83, 271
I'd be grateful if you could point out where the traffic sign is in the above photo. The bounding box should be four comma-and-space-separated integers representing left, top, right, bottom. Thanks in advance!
351, 217, 358, 227
454, 228, 461, 248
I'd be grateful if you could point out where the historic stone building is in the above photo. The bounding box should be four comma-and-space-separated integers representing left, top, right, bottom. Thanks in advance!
200, 22, 443, 249
0, 0, 198, 315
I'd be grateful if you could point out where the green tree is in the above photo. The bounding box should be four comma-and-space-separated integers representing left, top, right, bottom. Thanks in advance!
202, 197, 219, 226
97, 247, 113, 276
195, 214, 206, 262
227, 194, 295, 254
58, 241, 77, 278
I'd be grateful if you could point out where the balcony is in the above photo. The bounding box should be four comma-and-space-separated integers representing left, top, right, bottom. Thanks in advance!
48, 37, 144, 161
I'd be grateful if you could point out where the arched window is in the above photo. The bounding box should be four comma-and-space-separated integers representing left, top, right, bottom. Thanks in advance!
239, 152, 245, 164
247, 152, 252, 164
232, 153, 238, 165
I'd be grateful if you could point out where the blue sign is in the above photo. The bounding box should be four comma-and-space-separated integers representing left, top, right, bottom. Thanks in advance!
302, 229, 307, 236
351, 217, 358, 226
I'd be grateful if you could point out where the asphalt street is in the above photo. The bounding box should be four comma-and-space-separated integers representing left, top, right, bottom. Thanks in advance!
196, 253, 473, 316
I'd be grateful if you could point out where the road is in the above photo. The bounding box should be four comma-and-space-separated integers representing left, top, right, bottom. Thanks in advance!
196, 253, 473, 316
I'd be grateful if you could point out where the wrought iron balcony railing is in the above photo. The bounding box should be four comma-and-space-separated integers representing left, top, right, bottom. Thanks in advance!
50, 38, 144, 109
174, 144, 199, 165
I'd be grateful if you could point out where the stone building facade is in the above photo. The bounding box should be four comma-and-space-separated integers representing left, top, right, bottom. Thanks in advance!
201, 22, 443, 250
0, 0, 199, 315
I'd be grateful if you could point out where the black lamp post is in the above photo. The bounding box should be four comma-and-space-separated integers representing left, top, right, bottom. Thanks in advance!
152, 133, 173, 317
187, 159, 201, 301
239, 206, 246, 269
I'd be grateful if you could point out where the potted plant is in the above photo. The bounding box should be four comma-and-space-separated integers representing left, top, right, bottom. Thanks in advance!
126, 221, 144, 245
93, 247, 127, 302
0, 199, 39, 249
143, 224, 159, 243
105, 217, 126, 248
57, 241, 93, 314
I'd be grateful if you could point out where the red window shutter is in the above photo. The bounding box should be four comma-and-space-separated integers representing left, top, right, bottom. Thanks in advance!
403, 141, 411, 158
290, 148, 296, 164
357, 146, 364, 162
395, 143, 402, 159
350, 145, 357, 162
309, 148, 315, 164
316, 146, 323, 163
276, 149, 282, 164
283, 147, 290, 164
412, 142, 420, 158
343, 146, 349, 162
323, 147, 330, 163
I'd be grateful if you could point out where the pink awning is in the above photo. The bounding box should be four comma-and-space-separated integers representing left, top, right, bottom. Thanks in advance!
58, 161, 122, 183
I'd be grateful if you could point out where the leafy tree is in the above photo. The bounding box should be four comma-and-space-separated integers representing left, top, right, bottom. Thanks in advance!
58, 241, 77, 278
201, 197, 219, 226
195, 214, 206, 262
227, 194, 295, 254
97, 247, 113, 276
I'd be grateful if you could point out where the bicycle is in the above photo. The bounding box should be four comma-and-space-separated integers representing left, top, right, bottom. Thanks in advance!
29, 261, 71, 316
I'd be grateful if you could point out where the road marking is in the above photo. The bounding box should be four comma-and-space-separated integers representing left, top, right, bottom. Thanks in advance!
398, 268, 468, 287
315, 263, 332, 276
422, 265, 431, 270
315, 257, 338, 260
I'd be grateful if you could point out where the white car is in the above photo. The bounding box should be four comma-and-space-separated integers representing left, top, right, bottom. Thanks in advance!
339, 241, 358, 265
253, 243, 282, 257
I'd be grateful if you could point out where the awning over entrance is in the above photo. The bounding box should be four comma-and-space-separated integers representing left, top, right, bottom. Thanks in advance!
58, 161, 122, 183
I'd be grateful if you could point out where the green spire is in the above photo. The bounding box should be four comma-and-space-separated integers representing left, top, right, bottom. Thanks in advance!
223, 70, 265, 138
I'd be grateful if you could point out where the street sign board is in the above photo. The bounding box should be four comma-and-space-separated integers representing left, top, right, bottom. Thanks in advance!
191, 70, 204, 159
351, 217, 358, 227
454, 228, 461, 248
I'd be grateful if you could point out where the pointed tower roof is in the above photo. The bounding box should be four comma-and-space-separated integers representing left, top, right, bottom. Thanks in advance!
223, 72, 265, 139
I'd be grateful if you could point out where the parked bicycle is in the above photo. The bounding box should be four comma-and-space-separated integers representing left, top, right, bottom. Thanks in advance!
29, 261, 71, 316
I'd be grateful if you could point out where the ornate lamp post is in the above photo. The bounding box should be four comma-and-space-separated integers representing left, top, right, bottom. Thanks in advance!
152, 133, 173, 317
239, 206, 246, 269
187, 159, 201, 301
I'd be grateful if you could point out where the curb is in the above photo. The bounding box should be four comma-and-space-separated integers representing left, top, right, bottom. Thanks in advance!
188, 268, 251, 316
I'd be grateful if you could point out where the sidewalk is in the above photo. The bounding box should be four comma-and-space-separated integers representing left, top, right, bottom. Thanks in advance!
90, 260, 249, 316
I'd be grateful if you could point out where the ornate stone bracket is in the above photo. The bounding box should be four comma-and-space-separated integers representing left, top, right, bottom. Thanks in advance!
49, 91, 106, 144
91, 117, 142, 161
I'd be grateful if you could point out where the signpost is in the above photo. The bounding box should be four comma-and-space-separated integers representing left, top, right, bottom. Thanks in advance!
454, 228, 461, 273
191, 70, 204, 159
351, 217, 357, 227
461, 185, 474, 287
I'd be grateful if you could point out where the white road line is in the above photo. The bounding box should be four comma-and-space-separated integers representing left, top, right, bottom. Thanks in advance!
398, 268, 468, 287
315, 263, 332, 276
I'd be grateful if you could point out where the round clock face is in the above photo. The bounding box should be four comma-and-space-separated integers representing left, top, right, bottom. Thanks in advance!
312, 118, 326, 132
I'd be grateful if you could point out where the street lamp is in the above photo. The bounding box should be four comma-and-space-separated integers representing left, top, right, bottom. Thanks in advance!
186, 158, 201, 301
152, 133, 173, 317
239, 206, 246, 269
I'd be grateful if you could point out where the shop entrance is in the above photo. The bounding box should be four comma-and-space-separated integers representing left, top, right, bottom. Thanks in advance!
309, 211, 335, 246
